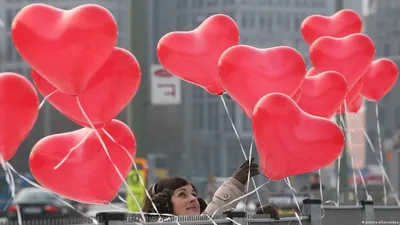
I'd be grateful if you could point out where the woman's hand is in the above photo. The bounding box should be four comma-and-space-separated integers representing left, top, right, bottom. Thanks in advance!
232, 157, 260, 185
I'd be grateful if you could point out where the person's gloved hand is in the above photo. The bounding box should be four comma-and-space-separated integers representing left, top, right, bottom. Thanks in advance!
255, 205, 280, 220
232, 157, 260, 185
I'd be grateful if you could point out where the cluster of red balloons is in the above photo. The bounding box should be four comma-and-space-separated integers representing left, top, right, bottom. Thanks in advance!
158, 9, 398, 180
1, 4, 141, 203
1, 3, 398, 202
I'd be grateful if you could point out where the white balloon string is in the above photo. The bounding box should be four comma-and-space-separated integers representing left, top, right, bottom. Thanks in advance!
375, 103, 388, 205
54, 130, 93, 170
340, 105, 359, 205
0, 156, 21, 225
6, 163, 98, 224
102, 128, 162, 219
355, 114, 400, 206
39, 90, 58, 109
76, 96, 147, 222
220, 95, 264, 212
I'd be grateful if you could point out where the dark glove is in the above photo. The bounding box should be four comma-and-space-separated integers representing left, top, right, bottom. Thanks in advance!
232, 157, 260, 185
255, 205, 280, 220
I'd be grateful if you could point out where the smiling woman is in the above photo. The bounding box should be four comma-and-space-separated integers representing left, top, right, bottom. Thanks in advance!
143, 157, 260, 216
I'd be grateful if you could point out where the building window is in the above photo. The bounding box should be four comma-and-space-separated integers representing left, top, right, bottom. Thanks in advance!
242, 114, 252, 132
241, 13, 247, 28
395, 107, 400, 127
378, 107, 386, 126
193, 0, 204, 8
177, 14, 188, 30
248, 13, 255, 28
192, 102, 204, 130
223, 100, 236, 131
367, 130, 377, 146
5, 35, 22, 62
381, 91, 391, 104
277, 13, 283, 28
225, 11, 236, 20
223, 0, 234, 5
206, 0, 218, 7
284, 13, 291, 29
192, 14, 202, 27
192, 86, 204, 100
177, 0, 187, 8
207, 101, 219, 131
384, 43, 390, 56
384, 130, 392, 138
295, 15, 301, 31
6, 8, 20, 29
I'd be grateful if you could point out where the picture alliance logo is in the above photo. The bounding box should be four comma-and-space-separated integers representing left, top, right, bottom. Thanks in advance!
362, 221, 399, 224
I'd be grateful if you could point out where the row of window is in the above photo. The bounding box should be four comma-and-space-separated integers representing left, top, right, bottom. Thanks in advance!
191, 87, 252, 133
177, 0, 325, 9
190, 93, 400, 135
366, 106, 400, 128
176, 11, 315, 35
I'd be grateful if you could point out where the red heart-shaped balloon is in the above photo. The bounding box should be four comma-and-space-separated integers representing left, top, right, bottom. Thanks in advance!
297, 71, 347, 118
292, 89, 302, 102
360, 58, 398, 102
307, 67, 363, 109
12, 4, 118, 95
157, 14, 239, 95
253, 93, 344, 180
306, 67, 319, 77
309, 33, 375, 89
0, 73, 39, 161
337, 94, 363, 114
29, 119, 136, 203
338, 78, 363, 110
32, 47, 141, 128
219, 45, 306, 118
301, 9, 362, 45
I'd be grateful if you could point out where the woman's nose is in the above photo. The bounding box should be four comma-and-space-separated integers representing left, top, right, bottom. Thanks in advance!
189, 195, 197, 202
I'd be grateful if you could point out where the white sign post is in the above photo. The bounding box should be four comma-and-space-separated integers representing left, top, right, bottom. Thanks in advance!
150, 65, 182, 105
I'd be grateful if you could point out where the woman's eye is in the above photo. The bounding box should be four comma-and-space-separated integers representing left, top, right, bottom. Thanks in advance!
178, 192, 185, 197
192, 193, 197, 197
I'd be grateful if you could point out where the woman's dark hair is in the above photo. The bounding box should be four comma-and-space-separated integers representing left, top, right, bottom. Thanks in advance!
143, 177, 207, 214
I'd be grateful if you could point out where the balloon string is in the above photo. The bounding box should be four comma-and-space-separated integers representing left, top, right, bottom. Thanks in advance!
244, 138, 254, 212
318, 169, 323, 203
53, 130, 93, 170
355, 114, 400, 205
117, 195, 128, 203
5, 162, 98, 224
0, 156, 21, 225
283, 178, 303, 225
342, 106, 372, 202
75, 96, 147, 223
101, 128, 163, 219
336, 114, 342, 206
219, 95, 264, 212
375, 103, 388, 205
341, 105, 359, 206
39, 90, 58, 110
357, 168, 372, 201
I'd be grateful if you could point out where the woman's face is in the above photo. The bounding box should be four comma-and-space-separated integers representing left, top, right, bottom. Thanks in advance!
171, 184, 200, 216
